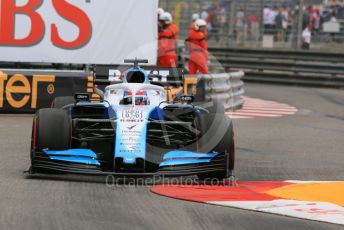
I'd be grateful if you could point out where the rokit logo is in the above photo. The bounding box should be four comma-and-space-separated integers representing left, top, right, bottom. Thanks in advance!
0, 0, 92, 49
0, 73, 55, 109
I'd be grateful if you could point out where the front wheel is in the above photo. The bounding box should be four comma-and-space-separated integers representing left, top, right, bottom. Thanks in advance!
197, 113, 235, 181
35, 109, 71, 150
30, 108, 71, 173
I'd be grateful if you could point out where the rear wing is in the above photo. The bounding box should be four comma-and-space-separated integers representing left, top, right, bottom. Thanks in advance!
94, 65, 184, 87
92, 65, 201, 102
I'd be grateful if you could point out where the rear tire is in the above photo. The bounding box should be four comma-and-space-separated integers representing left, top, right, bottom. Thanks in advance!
51, 96, 74, 109
195, 100, 225, 115
193, 78, 225, 114
197, 113, 235, 181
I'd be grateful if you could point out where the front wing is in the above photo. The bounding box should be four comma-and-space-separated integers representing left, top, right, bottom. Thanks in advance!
30, 149, 230, 177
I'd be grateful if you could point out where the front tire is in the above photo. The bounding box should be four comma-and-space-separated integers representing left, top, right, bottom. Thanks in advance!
36, 108, 71, 150
30, 108, 71, 173
197, 113, 235, 181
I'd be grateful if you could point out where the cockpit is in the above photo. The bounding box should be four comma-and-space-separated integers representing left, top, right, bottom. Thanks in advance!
102, 60, 167, 107
104, 84, 166, 107
111, 90, 150, 105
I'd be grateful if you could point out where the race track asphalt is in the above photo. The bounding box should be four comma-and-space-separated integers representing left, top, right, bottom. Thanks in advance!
0, 83, 343, 230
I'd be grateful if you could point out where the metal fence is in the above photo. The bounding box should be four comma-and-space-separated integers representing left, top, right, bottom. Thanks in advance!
160, 0, 344, 52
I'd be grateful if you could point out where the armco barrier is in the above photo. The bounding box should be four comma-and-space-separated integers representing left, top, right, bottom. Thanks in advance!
0, 70, 92, 113
186, 71, 245, 110
0, 69, 244, 113
207, 47, 344, 88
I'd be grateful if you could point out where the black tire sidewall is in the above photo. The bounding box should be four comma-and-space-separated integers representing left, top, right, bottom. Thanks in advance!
36, 109, 71, 150
197, 113, 235, 179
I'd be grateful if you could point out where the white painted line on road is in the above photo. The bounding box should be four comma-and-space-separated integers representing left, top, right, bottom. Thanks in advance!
228, 97, 298, 119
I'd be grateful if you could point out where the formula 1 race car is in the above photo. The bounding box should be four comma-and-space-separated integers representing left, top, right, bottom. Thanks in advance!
29, 59, 235, 180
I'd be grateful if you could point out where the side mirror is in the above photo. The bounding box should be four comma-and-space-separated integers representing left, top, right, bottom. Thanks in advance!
74, 93, 90, 102
179, 95, 194, 104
